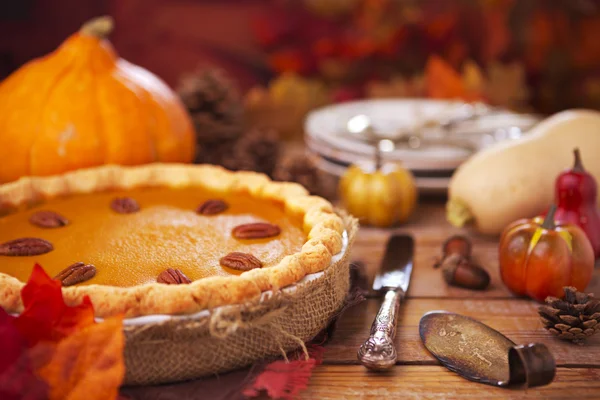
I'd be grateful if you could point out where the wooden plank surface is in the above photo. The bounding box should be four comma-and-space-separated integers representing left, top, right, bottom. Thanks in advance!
351, 203, 600, 297
300, 366, 600, 399
323, 298, 600, 365
307, 199, 600, 398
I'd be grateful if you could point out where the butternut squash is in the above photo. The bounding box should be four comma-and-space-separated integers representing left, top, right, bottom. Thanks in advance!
447, 109, 600, 235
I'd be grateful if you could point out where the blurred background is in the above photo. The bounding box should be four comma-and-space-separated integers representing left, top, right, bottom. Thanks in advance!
2, 0, 599, 197
2, 0, 600, 112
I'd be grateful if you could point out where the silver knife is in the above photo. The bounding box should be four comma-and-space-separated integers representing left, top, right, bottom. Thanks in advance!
357, 234, 414, 370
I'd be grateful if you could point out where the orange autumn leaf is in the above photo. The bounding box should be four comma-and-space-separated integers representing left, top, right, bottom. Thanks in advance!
37, 316, 125, 400
2, 264, 125, 400
425, 55, 465, 99
425, 55, 483, 102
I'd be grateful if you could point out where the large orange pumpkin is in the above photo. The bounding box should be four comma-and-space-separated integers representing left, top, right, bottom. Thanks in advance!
0, 16, 195, 184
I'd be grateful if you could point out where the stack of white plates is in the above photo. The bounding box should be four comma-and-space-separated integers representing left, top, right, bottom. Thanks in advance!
304, 99, 541, 194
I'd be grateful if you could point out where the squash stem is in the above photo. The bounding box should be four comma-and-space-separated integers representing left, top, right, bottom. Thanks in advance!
446, 198, 474, 228
80, 16, 114, 38
541, 204, 557, 230
572, 148, 584, 172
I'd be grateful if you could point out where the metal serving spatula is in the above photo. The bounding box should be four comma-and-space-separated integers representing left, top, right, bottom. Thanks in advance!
357, 234, 414, 370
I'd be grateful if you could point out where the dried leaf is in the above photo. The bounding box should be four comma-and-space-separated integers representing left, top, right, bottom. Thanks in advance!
0, 308, 49, 400
268, 73, 329, 108
244, 73, 330, 138
461, 60, 485, 94
425, 55, 482, 102
4, 264, 125, 400
13, 264, 95, 346
37, 316, 125, 400
243, 346, 324, 400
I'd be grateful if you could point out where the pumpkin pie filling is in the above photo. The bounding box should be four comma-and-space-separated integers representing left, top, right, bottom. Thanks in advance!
0, 186, 306, 287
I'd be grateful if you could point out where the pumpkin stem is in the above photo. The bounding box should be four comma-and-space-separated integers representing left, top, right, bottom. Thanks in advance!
541, 204, 557, 230
572, 148, 584, 172
80, 16, 114, 38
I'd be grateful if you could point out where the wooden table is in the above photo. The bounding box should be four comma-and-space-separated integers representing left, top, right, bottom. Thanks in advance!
301, 200, 600, 399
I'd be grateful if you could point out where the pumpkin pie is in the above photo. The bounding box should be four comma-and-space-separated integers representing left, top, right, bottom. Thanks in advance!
0, 164, 345, 318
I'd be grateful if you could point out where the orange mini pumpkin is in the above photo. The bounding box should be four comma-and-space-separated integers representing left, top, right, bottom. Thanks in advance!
499, 205, 595, 302
0, 16, 195, 184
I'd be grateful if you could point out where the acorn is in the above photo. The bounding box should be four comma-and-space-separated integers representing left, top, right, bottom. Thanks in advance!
434, 235, 472, 268
442, 235, 472, 260
441, 253, 490, 290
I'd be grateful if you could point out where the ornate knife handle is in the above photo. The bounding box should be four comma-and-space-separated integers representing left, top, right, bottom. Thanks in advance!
358, 288, 404, 370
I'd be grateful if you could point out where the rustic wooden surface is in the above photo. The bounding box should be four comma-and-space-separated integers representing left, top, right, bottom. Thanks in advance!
301, 199, 600, 399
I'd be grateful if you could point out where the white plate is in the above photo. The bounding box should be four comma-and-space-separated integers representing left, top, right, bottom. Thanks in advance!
305, 98, 541, 172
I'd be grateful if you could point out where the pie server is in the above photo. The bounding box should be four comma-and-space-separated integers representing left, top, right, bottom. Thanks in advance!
357, 234, 414, 370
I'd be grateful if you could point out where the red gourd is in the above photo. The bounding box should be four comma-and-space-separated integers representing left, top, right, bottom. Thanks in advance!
553, 148, 600, 259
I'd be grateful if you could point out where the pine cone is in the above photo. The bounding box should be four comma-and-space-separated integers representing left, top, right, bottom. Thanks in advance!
194, 138, 237, 166
220, 128, 281, 177
272, 153, 332, 198
177, 67, 243, 150
538, 286, 600, 344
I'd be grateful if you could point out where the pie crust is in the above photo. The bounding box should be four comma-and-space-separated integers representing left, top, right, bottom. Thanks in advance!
0, 164, 345, 318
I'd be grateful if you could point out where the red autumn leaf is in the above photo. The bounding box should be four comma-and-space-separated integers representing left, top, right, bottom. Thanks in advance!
1, 264, 125, 400
13, 264, 95, 346
243, 346, 325, 400
268, 49, 311, 75
482, 9, 510, 63
0, 308, 49, 400
424, 12, 459, 41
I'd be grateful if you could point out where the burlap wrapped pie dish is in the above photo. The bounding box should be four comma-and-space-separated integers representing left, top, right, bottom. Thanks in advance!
0, 164, 358, 385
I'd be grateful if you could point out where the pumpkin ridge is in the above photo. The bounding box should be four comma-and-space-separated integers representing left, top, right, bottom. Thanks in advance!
81, 38, 112, 168
30, 42, 103, 175
0, 38, 82, 182
27, 47, 84, 177
117, 59, 194, 162
519, 227, 535, 296
96, 72, 156, 164
113, 61, 159, 161
92, 60, 108, 166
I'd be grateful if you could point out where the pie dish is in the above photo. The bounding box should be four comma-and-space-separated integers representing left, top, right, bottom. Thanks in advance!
0, 163, 344, 318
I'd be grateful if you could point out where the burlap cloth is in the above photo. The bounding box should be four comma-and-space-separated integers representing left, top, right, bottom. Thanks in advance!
122, 212, 358, 386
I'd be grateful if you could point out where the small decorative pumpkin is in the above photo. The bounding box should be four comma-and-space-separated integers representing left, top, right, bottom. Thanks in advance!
339, 146, 417, 227
0, 16, 195, 184
499, 205, 595, 302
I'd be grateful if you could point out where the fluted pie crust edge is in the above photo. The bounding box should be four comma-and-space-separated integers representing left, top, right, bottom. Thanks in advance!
0, 163, 345, 318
